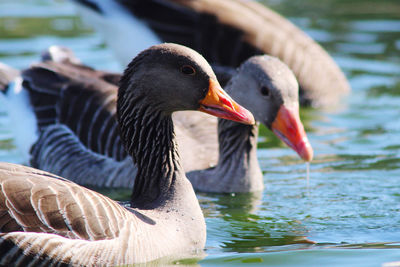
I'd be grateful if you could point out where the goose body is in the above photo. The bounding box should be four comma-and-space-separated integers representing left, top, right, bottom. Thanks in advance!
0, 163, 201, 265
10, 46, 312, 192
71, 0, 350, 108
0, 43, 255, 265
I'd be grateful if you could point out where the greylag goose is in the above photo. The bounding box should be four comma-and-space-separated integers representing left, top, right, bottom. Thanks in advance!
71, 0, 350, 108
14, 46, 311, 192
0, 43, 255, 265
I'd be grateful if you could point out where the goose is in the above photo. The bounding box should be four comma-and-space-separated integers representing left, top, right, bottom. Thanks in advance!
70, 0, 350, 108
0, 43, 255, 265
13, 46, 312, 192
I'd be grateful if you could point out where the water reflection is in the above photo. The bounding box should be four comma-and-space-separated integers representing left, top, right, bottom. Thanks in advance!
369, 81, 400, 96
199, 192, 314, 253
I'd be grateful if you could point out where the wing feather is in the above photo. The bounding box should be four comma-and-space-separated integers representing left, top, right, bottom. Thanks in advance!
22, 61, 126, 161
0, 163, 124, 241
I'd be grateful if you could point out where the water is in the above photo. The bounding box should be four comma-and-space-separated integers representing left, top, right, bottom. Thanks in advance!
0, 0, 400, 266
306, 162, 310, 194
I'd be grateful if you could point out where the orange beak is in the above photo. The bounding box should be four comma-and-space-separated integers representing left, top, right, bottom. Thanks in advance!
271, 105, 313, 162
198, 79, 255, 125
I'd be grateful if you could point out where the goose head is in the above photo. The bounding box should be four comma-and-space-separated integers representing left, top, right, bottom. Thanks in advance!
226, 55, 313, 161
118, 43, 255, 124
115, 43, 255, 206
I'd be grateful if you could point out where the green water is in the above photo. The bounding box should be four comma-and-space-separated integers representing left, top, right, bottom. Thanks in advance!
0, 0, 400, 266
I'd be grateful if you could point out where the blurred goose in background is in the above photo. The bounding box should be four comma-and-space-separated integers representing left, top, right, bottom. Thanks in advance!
0, 43, 255, 265
70, 0, 350, 108
6, 46, 312, 192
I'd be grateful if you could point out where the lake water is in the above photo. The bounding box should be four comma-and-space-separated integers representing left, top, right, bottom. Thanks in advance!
1, 0, 400, 266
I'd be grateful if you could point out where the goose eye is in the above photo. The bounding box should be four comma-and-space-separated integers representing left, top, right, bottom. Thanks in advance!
260, 86, 271, 97
181, 65, 196, 75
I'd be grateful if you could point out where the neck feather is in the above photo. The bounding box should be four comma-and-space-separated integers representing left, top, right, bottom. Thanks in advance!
216, 84, 261, 180
212, 119, 263, 192
187, 118, 263, 193
217, 119, 259, 172
118, 88, 182, 208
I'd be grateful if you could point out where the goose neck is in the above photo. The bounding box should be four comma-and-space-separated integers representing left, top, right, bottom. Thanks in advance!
118, 91, 183, 208
187, 118, 263, 193
210, 118, 263, 192
217, 118, 260, 171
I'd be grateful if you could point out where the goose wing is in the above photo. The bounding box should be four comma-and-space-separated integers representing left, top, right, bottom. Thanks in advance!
0, 162, 148, 265
22, 61, 127, 161
0, 162, 126, 239
31, 124, 134, 188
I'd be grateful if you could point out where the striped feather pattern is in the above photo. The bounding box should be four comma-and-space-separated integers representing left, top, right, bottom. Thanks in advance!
117, 79, 178, 205
0, 163, 123, 240
217, 119, 256, 163
187, 119, 263, 193
0, 162, 204, 265
0, 163, 126, 265
22, 62, 127, 161
30, 112, 218, 189
31, 124, 134, 188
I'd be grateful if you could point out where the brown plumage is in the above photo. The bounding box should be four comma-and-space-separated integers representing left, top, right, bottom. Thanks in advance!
0, 163, 206, 265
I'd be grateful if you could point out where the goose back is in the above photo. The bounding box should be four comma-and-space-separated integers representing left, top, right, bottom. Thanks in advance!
23, 61, 127, 161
